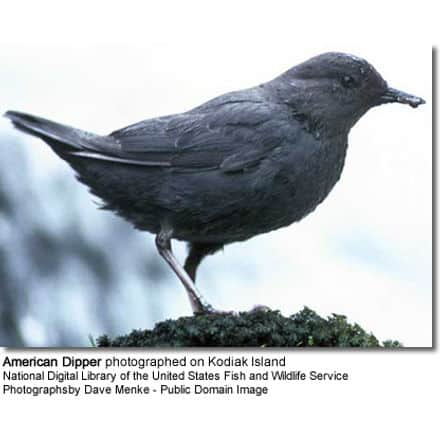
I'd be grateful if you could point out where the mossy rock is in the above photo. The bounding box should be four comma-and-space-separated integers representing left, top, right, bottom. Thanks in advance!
96, 307, 402, 347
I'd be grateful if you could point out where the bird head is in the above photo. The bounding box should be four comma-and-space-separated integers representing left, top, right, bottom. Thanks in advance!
278, 52, 425, 134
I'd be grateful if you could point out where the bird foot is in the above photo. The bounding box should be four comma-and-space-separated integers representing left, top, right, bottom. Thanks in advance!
193, 304, 272, 316
193, 305, 236, 316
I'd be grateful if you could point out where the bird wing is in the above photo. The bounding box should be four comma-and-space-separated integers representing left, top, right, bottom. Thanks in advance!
94, 99, 291, 173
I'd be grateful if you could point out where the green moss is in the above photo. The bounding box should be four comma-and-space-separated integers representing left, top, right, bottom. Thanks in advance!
96, 307, 402, 348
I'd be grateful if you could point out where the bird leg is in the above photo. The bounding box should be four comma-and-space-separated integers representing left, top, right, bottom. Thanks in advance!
185, 243, 272, 314
184, 242, 224, 282
183, 242, 241, 315
155, 230, 214, 314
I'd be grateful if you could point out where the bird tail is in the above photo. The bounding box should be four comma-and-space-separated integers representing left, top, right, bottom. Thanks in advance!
4, 110, 104, 153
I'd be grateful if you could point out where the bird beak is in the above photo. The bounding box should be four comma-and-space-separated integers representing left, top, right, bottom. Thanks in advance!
379, 87, 425, 108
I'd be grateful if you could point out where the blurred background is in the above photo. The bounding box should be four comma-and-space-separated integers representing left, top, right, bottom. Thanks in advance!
0, 3, 432, 347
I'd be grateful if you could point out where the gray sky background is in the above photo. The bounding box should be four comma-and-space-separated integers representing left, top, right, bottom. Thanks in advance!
0, 2, 432, 346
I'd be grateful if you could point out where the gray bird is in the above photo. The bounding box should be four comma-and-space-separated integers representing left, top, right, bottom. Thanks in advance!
5, 52, 425, 314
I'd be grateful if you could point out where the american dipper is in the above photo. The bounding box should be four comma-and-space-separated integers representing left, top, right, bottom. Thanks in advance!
5, 52, 425, 314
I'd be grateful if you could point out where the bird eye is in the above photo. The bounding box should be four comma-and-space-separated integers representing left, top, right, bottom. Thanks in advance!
341, 75, 357, 88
